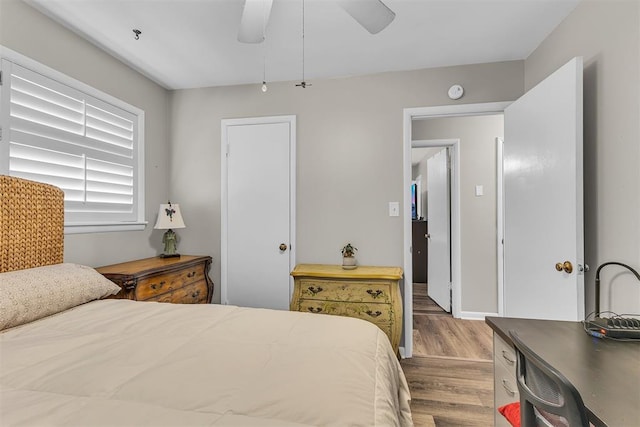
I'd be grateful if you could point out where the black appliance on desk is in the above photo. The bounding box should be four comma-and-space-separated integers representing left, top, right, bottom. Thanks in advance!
585, 261, 640, 339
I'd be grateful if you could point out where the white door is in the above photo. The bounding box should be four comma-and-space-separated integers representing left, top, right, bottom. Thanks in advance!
222, 116, 295, 310
503, 57, 584, 320
427, 148, 451, 312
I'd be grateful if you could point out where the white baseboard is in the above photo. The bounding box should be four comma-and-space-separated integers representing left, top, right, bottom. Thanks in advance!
458, 311, 499, 320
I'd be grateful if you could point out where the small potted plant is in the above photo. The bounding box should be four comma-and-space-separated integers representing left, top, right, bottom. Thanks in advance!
341, 243, 358, 269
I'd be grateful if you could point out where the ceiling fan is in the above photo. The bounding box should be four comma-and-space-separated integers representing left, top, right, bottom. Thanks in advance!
238, 0, 396, 44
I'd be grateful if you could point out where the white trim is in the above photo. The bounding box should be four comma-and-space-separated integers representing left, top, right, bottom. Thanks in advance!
496, 137, 505, 316
220, 115, 297, 307
402, 101, 511, 358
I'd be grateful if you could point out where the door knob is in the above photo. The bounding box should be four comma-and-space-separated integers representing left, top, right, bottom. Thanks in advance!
555, 261, 573, 274
279, 243, 288, 251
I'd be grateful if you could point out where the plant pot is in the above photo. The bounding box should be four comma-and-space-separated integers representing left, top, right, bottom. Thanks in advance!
342, 256, 357, 269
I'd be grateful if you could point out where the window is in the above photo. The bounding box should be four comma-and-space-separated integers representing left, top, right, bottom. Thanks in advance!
0, 52, 145, 233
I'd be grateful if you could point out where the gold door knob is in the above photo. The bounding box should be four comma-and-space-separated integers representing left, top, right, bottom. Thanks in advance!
279, 243, 288, 251
555, 261, 573, 274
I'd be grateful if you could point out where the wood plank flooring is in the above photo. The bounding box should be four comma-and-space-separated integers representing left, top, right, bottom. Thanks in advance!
400, 283, 494, 426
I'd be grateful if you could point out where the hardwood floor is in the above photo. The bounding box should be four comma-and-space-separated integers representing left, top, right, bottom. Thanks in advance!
400, 283, 494, 427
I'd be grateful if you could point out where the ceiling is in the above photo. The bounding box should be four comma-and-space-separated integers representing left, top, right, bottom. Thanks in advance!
27, 0, 580, 90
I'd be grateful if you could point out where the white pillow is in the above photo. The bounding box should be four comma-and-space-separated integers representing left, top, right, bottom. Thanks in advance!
0, 263, 121, 330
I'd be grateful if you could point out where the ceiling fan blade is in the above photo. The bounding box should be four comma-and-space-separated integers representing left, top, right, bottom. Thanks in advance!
338, 0, 396, 34
238, 0, 274, 43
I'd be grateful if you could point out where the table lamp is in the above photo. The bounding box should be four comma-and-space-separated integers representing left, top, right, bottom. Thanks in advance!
154, 201, 186, 258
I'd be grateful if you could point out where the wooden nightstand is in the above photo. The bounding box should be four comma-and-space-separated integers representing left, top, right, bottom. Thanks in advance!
290, 264, 403, 353
97, 255, 214, 304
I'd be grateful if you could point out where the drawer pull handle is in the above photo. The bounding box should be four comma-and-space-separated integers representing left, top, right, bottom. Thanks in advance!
150, 281, 166, 290
191, 290, 201, 298
366, 310, 382, 317
366, 289, 383, 298
187, 271, 196, 278
502, 350, 515, 365
501, 379, 516, 396
307, 286, 324, 295
307, 307, 323, 313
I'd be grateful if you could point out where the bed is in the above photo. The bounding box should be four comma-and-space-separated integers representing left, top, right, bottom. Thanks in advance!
0, 175, 413, 426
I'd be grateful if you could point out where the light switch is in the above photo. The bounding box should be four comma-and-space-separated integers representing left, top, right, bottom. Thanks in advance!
389, 202, 400, 217
475, 185, 484, 196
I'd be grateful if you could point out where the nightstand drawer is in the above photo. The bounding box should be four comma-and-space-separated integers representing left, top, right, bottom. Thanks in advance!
147, 281, 209, 304
298, 279, 392, 303
136, 267, 204, 300
296, 299, 393, 324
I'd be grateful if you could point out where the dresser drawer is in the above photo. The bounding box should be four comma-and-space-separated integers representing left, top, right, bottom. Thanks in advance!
297, 279, 392, 303
135, 267, 204, 300
147, 281, 208, 304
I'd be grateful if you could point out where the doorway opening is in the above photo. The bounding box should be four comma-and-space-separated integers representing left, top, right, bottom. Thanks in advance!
402, 102, 510, 358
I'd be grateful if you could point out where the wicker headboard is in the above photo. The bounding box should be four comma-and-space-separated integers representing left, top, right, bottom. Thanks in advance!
1, 175, 64, 273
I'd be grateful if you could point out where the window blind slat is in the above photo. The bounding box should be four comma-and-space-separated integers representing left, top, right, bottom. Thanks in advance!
87, 169, 133, 186
86, 103, 134, 131
11, 89, 84, 125
11, 121, 134, 161
11, 71, 84, 113
86, 115, 133, 141
10, 103, 84, 135
10, 171, 85, 198
86, 126, 134, 150
9, 142, 83, 169
66, 201, 133, 213
10, 156, 84, 180
87, 180, 133, 196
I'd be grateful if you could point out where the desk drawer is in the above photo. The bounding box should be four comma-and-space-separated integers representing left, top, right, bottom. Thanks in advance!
136, 267, 204, 300
494, 334, 519, 427
297, 279, 392, 303
495, 334, 517, 371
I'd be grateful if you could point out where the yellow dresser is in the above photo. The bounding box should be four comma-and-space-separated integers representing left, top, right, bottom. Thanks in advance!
290, 264, 403, 353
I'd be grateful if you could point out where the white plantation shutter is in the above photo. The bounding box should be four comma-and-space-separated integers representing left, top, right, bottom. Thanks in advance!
1, 58, 144, 230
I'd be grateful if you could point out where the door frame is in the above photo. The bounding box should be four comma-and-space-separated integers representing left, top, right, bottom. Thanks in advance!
220, 115, 297, 306
496, 137, 505, 316
402, 102, 510, 358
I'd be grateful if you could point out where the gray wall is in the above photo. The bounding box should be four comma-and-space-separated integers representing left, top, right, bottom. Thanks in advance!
413, 115, 504, 313
524, 0, 640, 315
171, 63, 523, 303
0, 0, 171, 267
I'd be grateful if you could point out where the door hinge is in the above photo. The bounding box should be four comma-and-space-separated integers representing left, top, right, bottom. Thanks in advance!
0, 70, 3, 86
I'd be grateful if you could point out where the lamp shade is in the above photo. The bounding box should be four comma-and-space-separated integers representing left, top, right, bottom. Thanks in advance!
154, 203, 186, 230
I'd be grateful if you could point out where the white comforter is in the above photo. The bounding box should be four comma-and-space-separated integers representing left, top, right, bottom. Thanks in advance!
0, 300, 412, 426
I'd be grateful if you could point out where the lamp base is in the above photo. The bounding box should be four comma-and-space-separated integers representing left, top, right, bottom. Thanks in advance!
160, 229, 180, 258
159, 253, 181, 259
